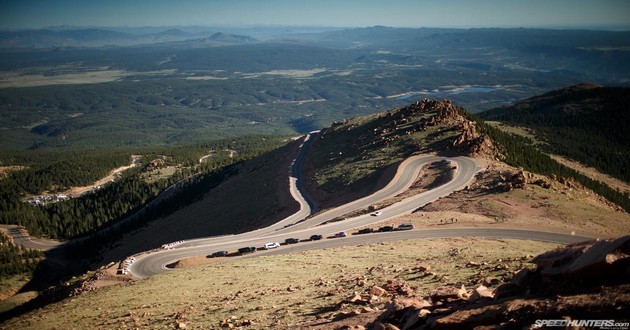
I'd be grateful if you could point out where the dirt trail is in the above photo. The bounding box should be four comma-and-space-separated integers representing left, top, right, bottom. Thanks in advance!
549, 154, 630, 194
52, 155, 142, 196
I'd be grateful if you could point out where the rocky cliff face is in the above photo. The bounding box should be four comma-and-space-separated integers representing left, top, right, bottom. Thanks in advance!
372, 98, 498, 158
416, 98, 499, 158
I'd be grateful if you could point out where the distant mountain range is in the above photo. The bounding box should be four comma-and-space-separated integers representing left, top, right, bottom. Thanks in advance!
0, 28, 258, 48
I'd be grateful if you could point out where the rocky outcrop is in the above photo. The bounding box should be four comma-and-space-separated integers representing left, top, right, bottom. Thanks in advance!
362, 236, 630, 329
531, 235, 630, 279
451, 119, 498, 158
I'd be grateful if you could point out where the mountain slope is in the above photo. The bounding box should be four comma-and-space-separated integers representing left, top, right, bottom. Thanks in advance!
303, 98, 493, 210
2, 97, 630, 325
479, 83, 630, 184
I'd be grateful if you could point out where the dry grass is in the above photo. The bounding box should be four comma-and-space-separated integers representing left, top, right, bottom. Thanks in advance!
484, 121, 543, 144
0, 275, 35, 314
0, 70, 128, 88
410, 159, 630, 238
0, 238, 558, 329
549, 154, 630, 195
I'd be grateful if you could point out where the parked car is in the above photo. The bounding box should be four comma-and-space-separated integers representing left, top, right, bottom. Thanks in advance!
285, 238, 300, 244
207, 250, 229, 258
237, 247, 257, 254
309, 234, 323, 241
357, 228, 374, 234
378, 225, 394, 232
264, 242, 280, 249
370, 211, 383, 216
335, 231, 347, 238
397, 223, 414, 230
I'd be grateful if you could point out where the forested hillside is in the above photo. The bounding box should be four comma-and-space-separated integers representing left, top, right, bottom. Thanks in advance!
0, 233, 42, 278
0, 136, 288, 239
479, 84, 630, 184
468, 114, 630, 212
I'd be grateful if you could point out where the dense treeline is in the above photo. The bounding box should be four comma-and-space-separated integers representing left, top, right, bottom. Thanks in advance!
65, 164, 239, 258
0, 233, 42, 278
0, 136, 288, 239
480, 86, 630, 184
470, 115, 630, 212
0, 149, 131, 194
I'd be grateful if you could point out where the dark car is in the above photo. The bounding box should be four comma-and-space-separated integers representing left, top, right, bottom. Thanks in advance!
309, 234, 323, 241
378, 225, 394, 232
357, 228, 374, 234
397, 223, 414, 230
207, 250, 229, 258
285, 238, 300, 244
237, 247, 257, 254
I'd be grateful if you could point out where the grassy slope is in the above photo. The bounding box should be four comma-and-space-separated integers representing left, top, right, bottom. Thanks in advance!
1, 238, 559, 329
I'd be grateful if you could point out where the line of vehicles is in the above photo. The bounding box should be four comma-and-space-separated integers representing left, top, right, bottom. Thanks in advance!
206, 223, 415, 259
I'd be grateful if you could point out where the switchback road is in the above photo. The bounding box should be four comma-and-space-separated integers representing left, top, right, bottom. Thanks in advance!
133, 137, 582, 278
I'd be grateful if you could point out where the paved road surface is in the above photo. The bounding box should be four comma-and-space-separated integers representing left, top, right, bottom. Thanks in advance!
0, 224, 63, 251
130, 150, 488, 277
131, 228, 593, 278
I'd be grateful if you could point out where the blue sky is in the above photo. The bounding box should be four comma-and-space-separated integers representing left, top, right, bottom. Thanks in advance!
1, 0, 629, 30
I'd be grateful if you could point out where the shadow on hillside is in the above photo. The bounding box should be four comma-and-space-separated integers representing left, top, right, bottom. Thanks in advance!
0, 245, 79, 322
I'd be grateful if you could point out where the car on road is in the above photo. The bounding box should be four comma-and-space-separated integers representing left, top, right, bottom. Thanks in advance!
397, 223, 414, 230
378, 225, 394, 232
237, 247, 257, 255
370, 211, 383, 216
208, 250, 229, 258
285, 238, 300, 244
309, 234, 323, 241
264, 242, 280, 250
335, 231, 347, 238
357, 228, 374, 234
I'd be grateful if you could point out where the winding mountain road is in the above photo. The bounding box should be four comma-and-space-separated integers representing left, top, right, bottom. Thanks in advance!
132, 228, 592, 278
1, 131, 593, 278
130, 132, 592, 279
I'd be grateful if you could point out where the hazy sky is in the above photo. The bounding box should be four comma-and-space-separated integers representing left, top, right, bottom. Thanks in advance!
1, 0, 629, 30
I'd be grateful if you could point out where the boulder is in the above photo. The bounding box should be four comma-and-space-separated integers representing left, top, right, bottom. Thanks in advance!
482, 277, 499, 287
371, 322, 401, 330
415, 263, 432, 273
430, 285, 469, 304
383, 280, 416, 296
511, 268, 535, 287
400, 308, 432, 330
492, 283, 523, 300
370, 286, 387, 296
468, 285, 494, 302
532, 236, 630, 279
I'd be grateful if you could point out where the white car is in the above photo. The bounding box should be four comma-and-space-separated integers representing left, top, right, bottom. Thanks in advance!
264, 242, 280, 250
371, 211, 383, 216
